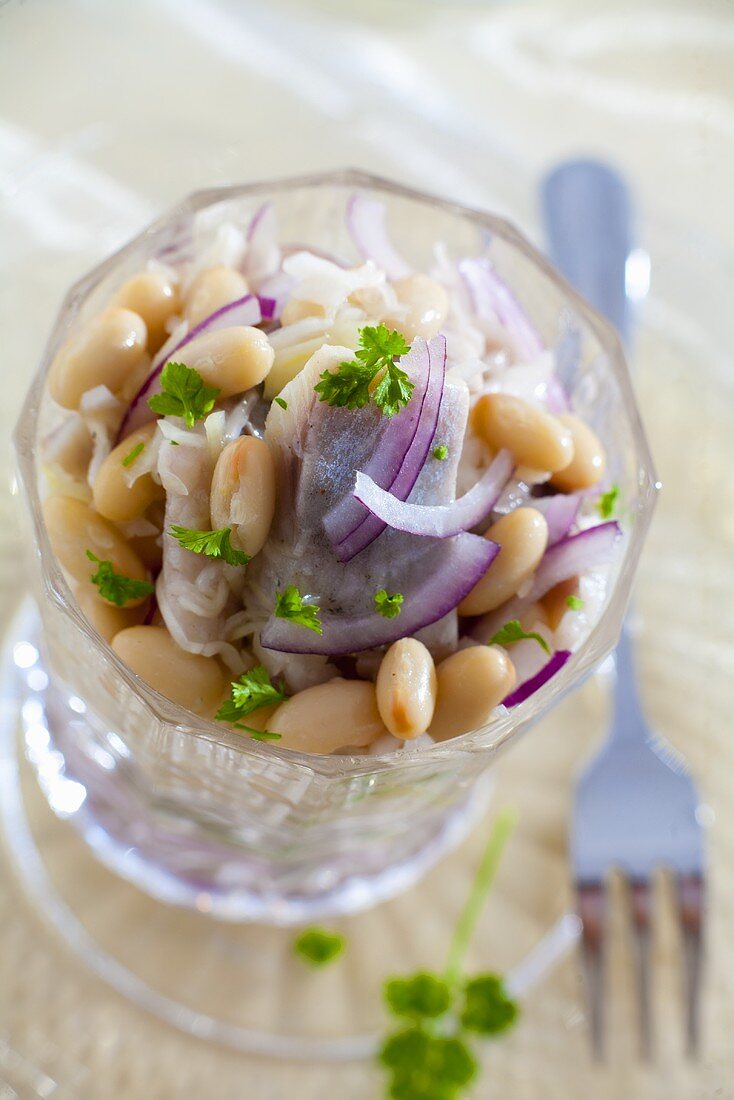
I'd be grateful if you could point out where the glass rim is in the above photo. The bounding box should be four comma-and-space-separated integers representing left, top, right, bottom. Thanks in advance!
14, 169, 659, 778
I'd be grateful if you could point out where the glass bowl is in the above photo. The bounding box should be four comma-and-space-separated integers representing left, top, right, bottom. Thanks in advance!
13, 169, 657, 924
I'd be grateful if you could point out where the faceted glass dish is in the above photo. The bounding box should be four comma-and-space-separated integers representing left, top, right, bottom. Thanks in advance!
13, 169, 657, 924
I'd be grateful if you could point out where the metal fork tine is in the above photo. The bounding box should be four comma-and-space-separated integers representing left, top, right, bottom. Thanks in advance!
628, 877, 654, 1059
576, 881, 607, 1059
677, 872, 704, 1058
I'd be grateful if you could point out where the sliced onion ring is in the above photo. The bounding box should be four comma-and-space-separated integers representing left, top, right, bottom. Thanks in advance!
354, 449, 513, 539
470, 521, 622, 642
346, 194, 411, 281
118, 293, 264, 440
458, 257, 542, 362
259, 532, 499, 656
530, 492, 582, 546
503, 649, 572, 707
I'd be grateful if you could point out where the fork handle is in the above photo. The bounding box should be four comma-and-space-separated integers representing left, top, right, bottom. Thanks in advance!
542, 159, 647, 742
610, 622, 648, 742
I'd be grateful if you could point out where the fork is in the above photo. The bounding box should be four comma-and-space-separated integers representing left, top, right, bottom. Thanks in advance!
541, 158, 706, 1059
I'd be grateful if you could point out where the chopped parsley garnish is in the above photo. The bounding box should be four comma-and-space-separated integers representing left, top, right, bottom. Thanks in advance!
488, 619, 551, 655
314, 323, 413, 418
294, 928, 345, 967
596, 483, 620, 520
274, 585, 323, 635
215, 666, 288, 728
274, 396, 288, 410
378, 811, 519, 1100
170, 525, 251, 567
85, 551, 154, 608
147, 361, 220, 428
566, 594, 584, 611
433, 444, 448, 461
374, 589, 404, 620
121, 441, 145, 468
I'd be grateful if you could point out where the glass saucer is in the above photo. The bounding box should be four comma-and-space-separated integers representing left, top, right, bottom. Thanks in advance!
0, 603, 578, 1060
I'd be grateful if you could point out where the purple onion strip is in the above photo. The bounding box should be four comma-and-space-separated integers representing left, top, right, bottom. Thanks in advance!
353, 448, 513, 539
503, 650, 572, 707
259, 532, 500, 656
530, 492, 582, 546
117, 293, 263, 440
346, 194, 411, 280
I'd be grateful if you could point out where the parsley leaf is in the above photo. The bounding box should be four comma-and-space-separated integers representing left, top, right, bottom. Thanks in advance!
215, 666, 288, 728
170, 526, 251, 567
385, 973, 451, 1021
377, 812, 519, 1100
488, 619, 551, 656
380, 1028, 477, 1099
375, 589, 404, 620
596, 483, 620, 520
314, 356, 375, 410
566, 594, 584, 611
372, 357, 414, 419
433, 444, 448, 461
274, 396, 288, 409
314, 324, 413, 418
86, 551, 153, 608
294, 928, 345, 967
148, 361, 220, 428
274, 585, 322, 635
121, 441, 145, 468
460, 974, 518, 1036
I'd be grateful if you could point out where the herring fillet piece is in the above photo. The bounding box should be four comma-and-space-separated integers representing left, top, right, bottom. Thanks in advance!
156, 426, 242, 666
253, 343, 473, 658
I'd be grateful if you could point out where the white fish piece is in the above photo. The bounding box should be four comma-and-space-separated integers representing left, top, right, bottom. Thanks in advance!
156, 425, 243, 668
250, 342, 470, 661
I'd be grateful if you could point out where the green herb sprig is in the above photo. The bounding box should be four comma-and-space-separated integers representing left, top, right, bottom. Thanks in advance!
170, 525, 251, 567
294, 928, 345, 968
148, 362, 220, 428
489, 619, 551, 656
121, 441, 145, 468
86, 551, 154, 608
215, 666, 288, 737
274, 585, 323, 635
379, 811, 520, 1099
596, 483, 620, 520
375, 589, 404, 620
314, 324, 413, 418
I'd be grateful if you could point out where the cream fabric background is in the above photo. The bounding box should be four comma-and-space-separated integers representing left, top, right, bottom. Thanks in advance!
0, 0, 732, 1095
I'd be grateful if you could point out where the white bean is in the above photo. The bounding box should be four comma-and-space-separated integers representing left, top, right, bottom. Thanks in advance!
268, 679, 387, 754
429, 646, 516, 742
210, 436, 276, 557
376, 638, 437, 739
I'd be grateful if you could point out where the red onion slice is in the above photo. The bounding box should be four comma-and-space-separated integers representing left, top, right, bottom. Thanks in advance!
458, 257, 543, 362
118, 293, 263, 440
346, 194, 411, 281
529, 521, 621, 600
243, 201, 280, 285
503, 649, 572, 707
332, 335, 447, 563
545, 373, 572, 414
530, 492, 582, 546
470, 521, 622, 642
259, 532, 499, 656
323, 338, 432, 546
353, 448, 513, 539
257, 271, 295, 321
